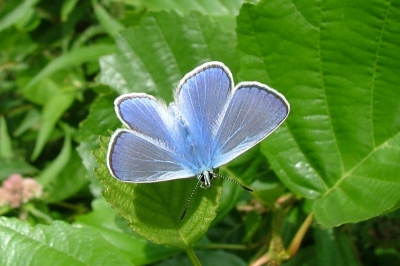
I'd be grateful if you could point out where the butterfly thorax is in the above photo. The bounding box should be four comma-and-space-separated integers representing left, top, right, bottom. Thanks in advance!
198, 170, 214, 188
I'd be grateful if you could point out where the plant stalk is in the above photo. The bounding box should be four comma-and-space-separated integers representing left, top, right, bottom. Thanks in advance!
186, 247, 202, 266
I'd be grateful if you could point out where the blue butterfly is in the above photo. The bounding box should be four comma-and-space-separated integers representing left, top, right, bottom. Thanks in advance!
107, 61, 289, 218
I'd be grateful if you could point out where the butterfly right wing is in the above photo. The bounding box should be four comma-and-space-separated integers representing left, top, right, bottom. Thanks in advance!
211, 82, 290, 168
107, 129, 194, 182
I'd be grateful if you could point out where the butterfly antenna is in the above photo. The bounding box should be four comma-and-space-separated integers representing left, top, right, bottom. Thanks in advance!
214, 173, 253, 192
180, 179, 201, 220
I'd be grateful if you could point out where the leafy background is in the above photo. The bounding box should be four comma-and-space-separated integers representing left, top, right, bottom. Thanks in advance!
1, 0, 399, 265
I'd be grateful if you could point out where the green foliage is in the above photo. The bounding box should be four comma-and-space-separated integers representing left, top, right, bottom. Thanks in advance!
94, 136, 222, 249
0, 217, 132, 265
237, 0, 400, 227
1, 0, 399, 265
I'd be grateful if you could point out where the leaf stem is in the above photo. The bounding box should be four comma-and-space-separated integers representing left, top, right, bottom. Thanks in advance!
196, 243, 249, 250
287, 212, 314, 258
24, 204, 53, 224
185, 247, 202, 266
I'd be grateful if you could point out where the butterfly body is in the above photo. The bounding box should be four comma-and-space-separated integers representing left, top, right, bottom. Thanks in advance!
107, 62, 290, 189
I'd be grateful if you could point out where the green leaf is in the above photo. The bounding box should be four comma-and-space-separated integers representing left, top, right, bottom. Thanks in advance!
0, 217, 132, 265
77, 93, 120, 194
37, 126, 72, 186
75, 198, 180, 264
313, 227, 359, 265
0, 158, 38, 181
153, 250, 247, 266
94, 136, 222, 249
98, 11, 238, 101
23, 44, 117, 92
132, 0, 245, 31
61, 0, 79, 22
0, 0, 40, 32
31, 90, 76, 160
92, 0, 124, 39
237, 0, 400, 227
243, 210, 262, 243
0, 116, 14, 158
135, 0, 243, 16
13, 108, 41, 137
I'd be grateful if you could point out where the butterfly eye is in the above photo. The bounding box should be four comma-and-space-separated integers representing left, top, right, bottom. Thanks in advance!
199, 173, 205, 182
209, 173, 214, 180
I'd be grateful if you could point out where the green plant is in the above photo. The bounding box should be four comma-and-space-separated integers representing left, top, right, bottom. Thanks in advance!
1, 0, 399, 265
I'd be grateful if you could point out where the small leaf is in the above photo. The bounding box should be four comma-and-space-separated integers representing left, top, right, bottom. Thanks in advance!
44, 150, 89, 203
23, 44, 117, 92
94, 136, 222, 249
13, 108, 40, 137
37, 126, 72, 186
31, 90, 76, 160
0, 217, 132, 265
92, 0, 124, 39
61, 0, 79, 22
0, 116, 14, 158
77, 93, 120, 191
0, 158, 38, 181
0, 0, 40, 32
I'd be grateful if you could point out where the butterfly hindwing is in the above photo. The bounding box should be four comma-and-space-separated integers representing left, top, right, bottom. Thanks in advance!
107, 129, 193, 182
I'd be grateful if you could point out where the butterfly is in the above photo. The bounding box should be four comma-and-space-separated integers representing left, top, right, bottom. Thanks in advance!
107, 61, 290, 218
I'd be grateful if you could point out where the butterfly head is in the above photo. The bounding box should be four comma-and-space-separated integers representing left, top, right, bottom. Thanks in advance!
198, 170, 214, 188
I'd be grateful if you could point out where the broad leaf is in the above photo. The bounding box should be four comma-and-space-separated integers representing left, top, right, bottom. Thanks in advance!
132, 0, 245, 31
75, 198, 180, 265
0, 217, 132, 265
94, 136, 222, 249
98, 11, 238, 101
237, 0, 400, 227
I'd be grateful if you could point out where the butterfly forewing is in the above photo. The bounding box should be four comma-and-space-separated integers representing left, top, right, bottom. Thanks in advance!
115, 94, 177, 147
175, 63, 233, 168
211, 82, 290, 168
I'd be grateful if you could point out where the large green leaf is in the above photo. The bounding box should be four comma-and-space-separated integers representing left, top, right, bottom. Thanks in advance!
75, 197, 180, 265
94, 136, 222, 249
237, 0, 400, 227
129, 0, 246, 31
98, 11, 238, 101
0, 217, 132, 265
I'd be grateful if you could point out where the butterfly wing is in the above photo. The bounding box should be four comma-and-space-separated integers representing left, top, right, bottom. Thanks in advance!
108, 94, 194, 182
107, 130, 194, 182
211, 82, 290, 168
115, 93, 177, 146
175, 62, 233, 165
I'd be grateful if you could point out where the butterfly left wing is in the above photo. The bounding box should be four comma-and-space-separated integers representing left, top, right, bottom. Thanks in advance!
211, 82, 290, 168
107, 129, 194, 182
